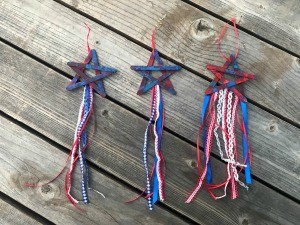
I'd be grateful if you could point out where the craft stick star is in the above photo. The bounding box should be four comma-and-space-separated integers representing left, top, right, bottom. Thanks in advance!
131, 49, 181, 95
205, 54, 255, 102
66, 49, 117, 97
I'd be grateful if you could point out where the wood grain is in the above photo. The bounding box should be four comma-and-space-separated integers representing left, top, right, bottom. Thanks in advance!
0, 199, 42, 225
0, 0, 299, 200
189, 0, 300, 56
58, 0, 300, 124
0, 116, 188, 225
0, 41, 299, 224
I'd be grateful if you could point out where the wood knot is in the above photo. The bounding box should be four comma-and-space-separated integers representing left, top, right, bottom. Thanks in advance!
189, 18, 214, 40
38, 183, 58, 200
95, 41, 100, 45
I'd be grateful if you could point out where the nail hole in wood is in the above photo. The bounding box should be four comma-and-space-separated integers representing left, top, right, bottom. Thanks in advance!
242, 218, 249, 225
190, 161, 197, 168
102, 109, 108, 117
187, 160, 197, 168
268, 121, 278, 133
41, 184, 52, 194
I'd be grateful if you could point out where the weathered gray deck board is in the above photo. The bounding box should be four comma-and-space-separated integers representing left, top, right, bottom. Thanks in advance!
60, 0, 300, 124
0, 42, 299, 225
189, 0, 300, 56
0, 0, 299, 201
0, 199, 42, 225
0, 116, 188, 225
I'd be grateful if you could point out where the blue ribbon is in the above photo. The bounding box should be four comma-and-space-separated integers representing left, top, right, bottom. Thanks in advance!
151, 157, 159, 204
151, 88, 164, 205
241, 101, 251, 184
78, 84, 92, 203
202, 95, 213, 183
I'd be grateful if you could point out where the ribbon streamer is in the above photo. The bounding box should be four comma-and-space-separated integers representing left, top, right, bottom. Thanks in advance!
186, 18, 255, 203
26, 24, 117, 206
130, 30, 181, 209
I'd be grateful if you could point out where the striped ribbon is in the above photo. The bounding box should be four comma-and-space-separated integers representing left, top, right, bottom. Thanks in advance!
141, 85, 165, 210
186, 88, 250, 202
65, 83, 94, 205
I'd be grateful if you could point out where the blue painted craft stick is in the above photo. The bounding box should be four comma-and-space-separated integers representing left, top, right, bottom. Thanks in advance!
153, 50, 163, 65
130, 65, 181, 71
66, 74, 107, 90
151, 157, 159, 205
241, 101, 251, 184
138, 71, 156, 80
91, 50, 106, 96
137, 70, 177, 94
85, 64, 117, 72
91, 50, 98, 63
152, 89, 164, 205
141, 74, 173, 93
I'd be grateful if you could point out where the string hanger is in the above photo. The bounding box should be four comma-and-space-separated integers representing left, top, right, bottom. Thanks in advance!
84, 22, 91, 53
151, 28, 156, 53
216, 18, 240, 61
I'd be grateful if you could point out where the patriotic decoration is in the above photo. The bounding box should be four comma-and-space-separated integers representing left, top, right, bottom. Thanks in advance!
130, 30, 181, 210
64, 25, 117, 205
26, 24, 117, 206
186, 18, 255, 202
65, 52, 117, 205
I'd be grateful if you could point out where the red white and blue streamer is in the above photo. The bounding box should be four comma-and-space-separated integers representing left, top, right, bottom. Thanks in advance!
26, 24, 117, 206
64, 24, 116, 205
66, 83, 94, 204
186, 18, 255, 203
130, 30, 181, 210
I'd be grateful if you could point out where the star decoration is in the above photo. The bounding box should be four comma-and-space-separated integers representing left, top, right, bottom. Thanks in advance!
131, 49, 181, 95
66, 49, 117, 97
205, 54, 255, 102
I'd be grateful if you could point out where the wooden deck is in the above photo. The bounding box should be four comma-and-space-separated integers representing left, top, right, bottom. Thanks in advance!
0, 0, 299, 224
